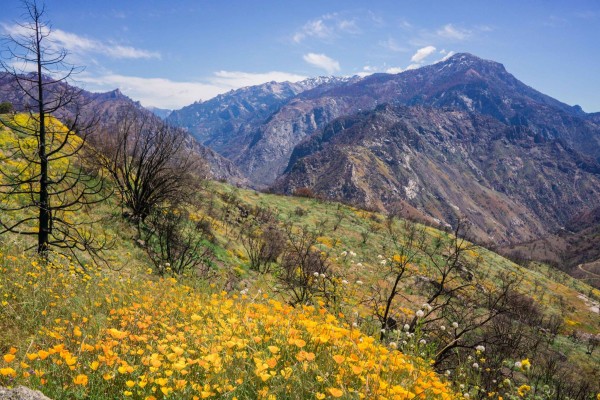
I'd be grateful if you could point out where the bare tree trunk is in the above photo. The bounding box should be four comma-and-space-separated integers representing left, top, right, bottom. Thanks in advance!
35, 14, 49, 256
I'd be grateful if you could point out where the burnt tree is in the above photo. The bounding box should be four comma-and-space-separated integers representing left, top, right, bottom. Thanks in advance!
0, 0, 107, 261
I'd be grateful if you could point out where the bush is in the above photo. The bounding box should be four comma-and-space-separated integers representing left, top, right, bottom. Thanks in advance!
0, 101, 13, 114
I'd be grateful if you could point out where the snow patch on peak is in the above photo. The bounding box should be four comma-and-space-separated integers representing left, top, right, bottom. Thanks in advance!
296, 75, 359, 90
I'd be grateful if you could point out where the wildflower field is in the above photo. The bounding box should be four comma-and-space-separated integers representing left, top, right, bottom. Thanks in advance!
0, 251, 455, 399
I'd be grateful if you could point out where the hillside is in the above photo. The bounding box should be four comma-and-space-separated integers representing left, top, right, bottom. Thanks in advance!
501, 206, 600, 288
164, 53, 600, 275
1, 109, 599, 399
0, 73, 247, 185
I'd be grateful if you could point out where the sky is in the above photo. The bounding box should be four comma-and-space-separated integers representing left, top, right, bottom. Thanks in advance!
1, 0, 599, 111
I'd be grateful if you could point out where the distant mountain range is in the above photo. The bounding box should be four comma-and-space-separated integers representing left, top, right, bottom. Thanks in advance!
0, 73, 247, 185
167, 76, 360, 185
166, 53, 600, 249
146, 106, 172, 119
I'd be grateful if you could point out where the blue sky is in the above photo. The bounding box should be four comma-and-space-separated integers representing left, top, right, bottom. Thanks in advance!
2, 1, 599, 111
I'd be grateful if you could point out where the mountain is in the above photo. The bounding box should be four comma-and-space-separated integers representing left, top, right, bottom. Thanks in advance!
168, 54, 600, 189
0, 73, 246, 185
283, 53, 600, 163
164, 52, 600, 249
167, 76, 360, 185
273, 103, 600, 244
146, 106, 172, 119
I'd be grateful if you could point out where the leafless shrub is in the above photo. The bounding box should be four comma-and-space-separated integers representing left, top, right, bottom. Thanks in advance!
91, 105, 204, 225
277, 224, 337, 306
142, 207, 214, 276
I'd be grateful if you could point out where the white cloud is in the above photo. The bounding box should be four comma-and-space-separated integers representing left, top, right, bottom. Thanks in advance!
380, 38, 408, 52
210, 70, 307, 89
478, 25, 494, 32
359, 45, 455, 78
293, 13, 359, 43
436, 24, 471, 40
397, 19, 413, 30
543, 16, 569, 28
54, 29, 160, 59
411, 46, 436, 63
386, 67, 404, 74
353, 65, 379, 77
293, 19, 332, 43
436, 50, 455, 63
338, 19, 358, 32
303, 53, 341, 74
79, 70, 308, 109
79, 74, 219, 109
2, 23, 160, 60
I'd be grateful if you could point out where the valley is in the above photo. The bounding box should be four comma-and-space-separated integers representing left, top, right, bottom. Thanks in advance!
1, 2, 599, 399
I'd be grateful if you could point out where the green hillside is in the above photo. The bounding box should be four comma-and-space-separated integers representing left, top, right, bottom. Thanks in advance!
1, 118, 599, 399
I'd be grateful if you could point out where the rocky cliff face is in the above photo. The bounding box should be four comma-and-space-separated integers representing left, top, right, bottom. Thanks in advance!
167, 77, 360, 186
273, 104, 600, 244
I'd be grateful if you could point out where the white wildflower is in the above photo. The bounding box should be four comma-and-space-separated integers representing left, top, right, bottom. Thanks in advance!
416, 310, 425, 318
403, 324, 410, 331
452, 322, 459, 328
440, 325, 446, 331
476, 345, 485, 352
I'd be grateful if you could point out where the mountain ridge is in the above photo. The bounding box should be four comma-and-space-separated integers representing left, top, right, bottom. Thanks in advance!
0, 72, 247, 185
167, 53, 600, 189
273, 103, 600, 245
